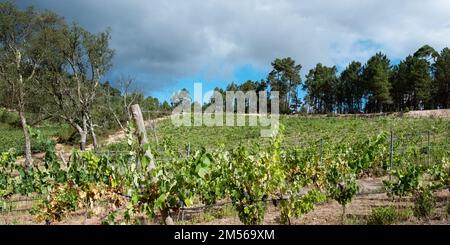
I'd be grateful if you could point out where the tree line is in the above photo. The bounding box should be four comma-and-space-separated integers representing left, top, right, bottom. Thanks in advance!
205, 47, 449, 115
306, 46, 450, 114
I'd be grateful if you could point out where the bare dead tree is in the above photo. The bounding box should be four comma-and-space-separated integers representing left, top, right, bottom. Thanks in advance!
104, 75, 143, 134
118, 75, 142, 121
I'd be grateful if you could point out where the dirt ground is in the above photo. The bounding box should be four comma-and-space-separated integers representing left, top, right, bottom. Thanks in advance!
2, 176, 442, 225
404, 109, 450, 119
197, 177, 449, 225
313, 109, 450, 119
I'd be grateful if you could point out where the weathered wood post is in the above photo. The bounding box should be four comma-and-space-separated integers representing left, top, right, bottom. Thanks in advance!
131, 104, 155, 172
389, 129, 394, 181
130, 104, 174, 225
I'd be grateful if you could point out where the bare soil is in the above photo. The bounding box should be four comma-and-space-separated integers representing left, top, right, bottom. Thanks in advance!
303, 109, 450, 119
2, 169, 449, 225
404, 109, 450, 119
197, 177, 449, 225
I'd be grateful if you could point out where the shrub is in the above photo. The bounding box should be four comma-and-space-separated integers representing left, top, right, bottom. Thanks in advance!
28, 127, 56, 153
367, 206, 397, 225
367, 206, 412, 225
326, 158, 359, 221
413, 187, 435, 219
383, 164, 422, 198
0, 109, 20, 127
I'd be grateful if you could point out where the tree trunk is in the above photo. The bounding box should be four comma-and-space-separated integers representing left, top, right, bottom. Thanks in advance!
341, 205, 346, 224
15, 51, 33, 168
91, 130, 98, 150
80, 131, 87, 151
19, 109, 32, 168
73, 123, 87, 151
80, 113, 88, 151
88, 118, 98, 150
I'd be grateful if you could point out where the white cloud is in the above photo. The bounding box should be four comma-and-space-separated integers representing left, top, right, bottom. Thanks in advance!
18, 0, 450, 93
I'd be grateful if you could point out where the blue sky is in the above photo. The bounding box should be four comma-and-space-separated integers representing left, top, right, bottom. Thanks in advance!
148, 64, 269, 103
17, 0, 450, 104
150, 51, 401, 104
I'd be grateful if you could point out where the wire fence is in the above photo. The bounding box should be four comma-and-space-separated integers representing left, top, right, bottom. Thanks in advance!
140, 111, 450, 160
2, 128, 448, 216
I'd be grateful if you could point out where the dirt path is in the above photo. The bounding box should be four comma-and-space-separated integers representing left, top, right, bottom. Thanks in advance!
17, 116, 171, 165
404, 109, 450, 118
101, 116, 169, 146
57, 116, 170, 159
305, 109, 450, 119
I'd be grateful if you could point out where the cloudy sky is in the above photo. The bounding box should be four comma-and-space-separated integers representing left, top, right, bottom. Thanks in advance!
18, 0, 450, 102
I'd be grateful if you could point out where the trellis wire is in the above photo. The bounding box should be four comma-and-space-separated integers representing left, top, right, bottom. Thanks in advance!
1, 129, 448, 215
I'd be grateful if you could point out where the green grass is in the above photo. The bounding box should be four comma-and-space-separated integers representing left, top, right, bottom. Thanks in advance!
176, 205, 237, 225
0, 108, 74, 154
367, 206, 413, 225
0, 124, 72, 154
345, 206, 414, 225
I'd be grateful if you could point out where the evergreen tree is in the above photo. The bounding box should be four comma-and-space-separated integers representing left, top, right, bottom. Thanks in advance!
391, 55, 432, 111
362, 52, 392, 113
304, 63, 338, 113
339, 61, 364, 113
434, 48, 450, 108
268, 57, 302, 113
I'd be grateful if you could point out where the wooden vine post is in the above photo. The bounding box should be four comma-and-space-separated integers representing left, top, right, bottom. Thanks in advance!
131, 104, 155, 171
131, 104, 174, 225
